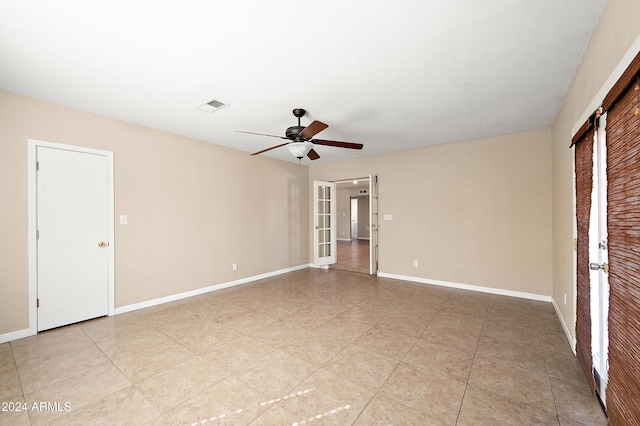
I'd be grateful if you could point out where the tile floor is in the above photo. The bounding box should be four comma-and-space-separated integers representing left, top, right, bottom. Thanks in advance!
0, 269, 608, 425
332, 240, 370, 274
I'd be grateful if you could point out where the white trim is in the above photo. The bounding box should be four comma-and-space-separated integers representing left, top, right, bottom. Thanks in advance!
27, 142, 37, 337
27, 139, 115, 336
333, 177, 369, 184
115, 264, 310, 315
376, 271, 577, 351
337, 238, 351, 242
553, 297, 577, 354
0, 328, 33, 345
357, 237, 370, 241
377, 272, 553, 302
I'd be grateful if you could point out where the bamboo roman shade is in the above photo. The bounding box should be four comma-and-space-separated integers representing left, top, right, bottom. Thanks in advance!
603, 74, 640, 426
573, 122, 596, 394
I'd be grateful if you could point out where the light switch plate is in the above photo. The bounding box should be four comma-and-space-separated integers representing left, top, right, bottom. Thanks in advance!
384, 214, 393, 221
119, 215, 128, 225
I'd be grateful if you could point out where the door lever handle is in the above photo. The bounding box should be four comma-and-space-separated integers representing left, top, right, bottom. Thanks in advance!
589, 262, 609, 273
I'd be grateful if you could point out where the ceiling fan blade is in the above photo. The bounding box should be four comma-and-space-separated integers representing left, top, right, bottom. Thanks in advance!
250, 142, 289, 156
312, 139, 364, 150
236, 130, 287, 139
307, 148, 320, 160
300, 120, 328, 139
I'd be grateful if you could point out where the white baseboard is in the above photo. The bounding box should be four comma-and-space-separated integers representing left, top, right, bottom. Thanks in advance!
377, 272, 553, 302
0, 264, 312, 343
357, 237, 370, 240
376, 272, 576, 353
0, 328, 33, 344
552, 297, 576, 354
337, 238, 351, 242
113, 264, 310, 315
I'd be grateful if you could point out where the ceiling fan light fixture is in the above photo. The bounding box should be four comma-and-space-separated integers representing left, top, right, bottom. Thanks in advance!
286, 141, 313, 159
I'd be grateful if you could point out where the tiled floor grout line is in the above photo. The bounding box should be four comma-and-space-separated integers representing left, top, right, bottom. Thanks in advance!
452, 300, 490, 425
348, 288, 431, 425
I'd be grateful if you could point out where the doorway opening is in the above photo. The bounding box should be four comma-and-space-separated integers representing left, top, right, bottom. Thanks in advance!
331, 177, 377, 274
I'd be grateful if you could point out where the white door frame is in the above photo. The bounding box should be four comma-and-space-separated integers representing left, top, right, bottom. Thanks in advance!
330, 176, 378, 275
27, 139, 115, 336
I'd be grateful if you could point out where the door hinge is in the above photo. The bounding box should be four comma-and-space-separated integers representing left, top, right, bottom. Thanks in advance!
573, 238, 578, 251
36, 230, 40, 240
36, 161, 40, 171
37, 298, 39, 308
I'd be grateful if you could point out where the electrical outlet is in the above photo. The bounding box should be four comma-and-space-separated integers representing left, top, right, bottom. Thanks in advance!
119, 215, 128, 225
413, 260, 419, 268
564, 293, 567, 305
232, 263, 238, 271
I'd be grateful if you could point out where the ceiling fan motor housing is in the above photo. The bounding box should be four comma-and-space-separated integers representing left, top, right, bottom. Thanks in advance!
287, 108, 307, 140
286, 125, 305, 140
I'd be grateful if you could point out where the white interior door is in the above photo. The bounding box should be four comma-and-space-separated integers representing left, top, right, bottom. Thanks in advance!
314, 180, 336, 266
37, 146, 110, 331
590, 113, 610, 402
369, 174, 378, 275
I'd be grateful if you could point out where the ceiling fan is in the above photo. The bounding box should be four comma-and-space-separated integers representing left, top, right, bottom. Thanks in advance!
237, 108, 364, 160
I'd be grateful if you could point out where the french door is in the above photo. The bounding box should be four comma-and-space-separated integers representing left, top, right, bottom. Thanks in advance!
313, 181, 336, 266
369, 174, 378, 275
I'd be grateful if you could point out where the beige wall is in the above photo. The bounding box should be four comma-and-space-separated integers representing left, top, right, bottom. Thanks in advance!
551, 0, 640, 339
310, 129, 553, 296
0, 91, 309, 336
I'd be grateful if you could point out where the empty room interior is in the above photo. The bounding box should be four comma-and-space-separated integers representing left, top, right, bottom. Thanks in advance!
1, 1, 640, 425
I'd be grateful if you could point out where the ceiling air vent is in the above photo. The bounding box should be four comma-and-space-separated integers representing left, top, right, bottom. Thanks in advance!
196, 99, 228, 113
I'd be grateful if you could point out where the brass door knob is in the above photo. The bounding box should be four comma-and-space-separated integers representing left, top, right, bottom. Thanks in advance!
98, 241, 108, 247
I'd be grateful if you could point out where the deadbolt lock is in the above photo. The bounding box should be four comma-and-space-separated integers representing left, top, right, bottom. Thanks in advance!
98, 241, 108, 247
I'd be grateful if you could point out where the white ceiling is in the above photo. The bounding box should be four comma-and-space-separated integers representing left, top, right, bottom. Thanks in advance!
0, 1, 606, 163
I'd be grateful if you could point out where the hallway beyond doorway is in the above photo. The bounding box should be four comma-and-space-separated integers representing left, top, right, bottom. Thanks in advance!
332, 240, 370, 274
